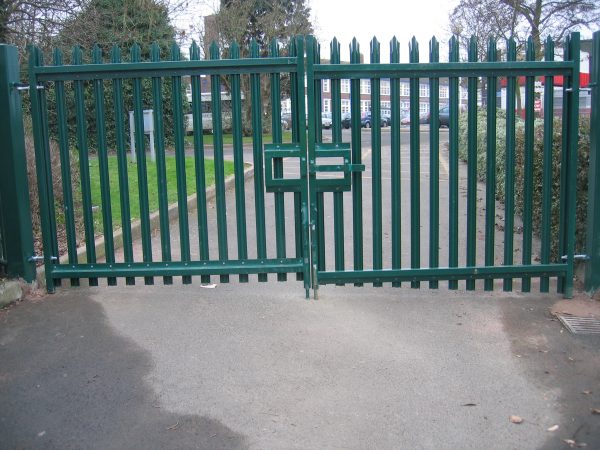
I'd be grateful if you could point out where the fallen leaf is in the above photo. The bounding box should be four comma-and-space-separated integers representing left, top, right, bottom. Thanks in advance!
167, 422, 180, 430
592, 409, 600, 415
547, 424, 559, 431
510, 415, 523, 424
462, 403, 477, 407
200, 284, 217, 289
564, 439, 576, 446
582, 390, 592, 395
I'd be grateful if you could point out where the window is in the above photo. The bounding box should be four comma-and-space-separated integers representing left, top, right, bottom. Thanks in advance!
323, 98, 331, 113
341, 79, 350, 93
322, 79, 330, 93
341, 99, 351, 113
401, 82, 410, 96
360, 100, 371, 113
360, 79, 371, 95
420, 83, 429, 97
380, 80, 390, 96
420, 102, 429, 114
380, 101, 391, 110
400, 101, 410, 110
440, 85, 449, 99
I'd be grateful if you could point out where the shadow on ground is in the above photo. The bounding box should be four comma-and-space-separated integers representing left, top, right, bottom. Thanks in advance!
0, 293, 246, 449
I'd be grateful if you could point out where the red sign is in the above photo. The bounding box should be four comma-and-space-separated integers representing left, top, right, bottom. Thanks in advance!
534, 99, 542, 112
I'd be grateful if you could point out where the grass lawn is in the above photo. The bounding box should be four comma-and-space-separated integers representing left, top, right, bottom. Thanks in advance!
88, 155, 235, 230
185, 130, 293, 147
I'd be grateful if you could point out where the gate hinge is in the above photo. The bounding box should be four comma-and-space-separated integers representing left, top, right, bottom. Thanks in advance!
11, 82, 45, 92
29, 255, 58, 263
561, 254, 590, 261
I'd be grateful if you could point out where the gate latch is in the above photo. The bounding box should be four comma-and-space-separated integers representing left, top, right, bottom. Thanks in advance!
310, 143, 363, 192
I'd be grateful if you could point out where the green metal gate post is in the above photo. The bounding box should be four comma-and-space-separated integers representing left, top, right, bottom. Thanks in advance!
0, 44, 36, 282
585, 30, 600, 295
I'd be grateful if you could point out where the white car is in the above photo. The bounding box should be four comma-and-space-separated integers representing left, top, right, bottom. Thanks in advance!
321, 112, 332, 129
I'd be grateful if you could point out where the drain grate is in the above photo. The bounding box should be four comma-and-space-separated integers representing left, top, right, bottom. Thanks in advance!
557, 315, 600, 335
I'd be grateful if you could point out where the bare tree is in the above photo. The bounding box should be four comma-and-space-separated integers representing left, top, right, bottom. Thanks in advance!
1, 0, 85, 49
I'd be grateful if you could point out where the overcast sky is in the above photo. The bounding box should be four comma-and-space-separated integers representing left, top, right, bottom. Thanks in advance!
310, 0, 458, 62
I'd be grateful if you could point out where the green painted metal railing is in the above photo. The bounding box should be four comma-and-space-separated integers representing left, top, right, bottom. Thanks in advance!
307, 33, 581, 298
24, 33, 583, 298
28, 37, 311, 296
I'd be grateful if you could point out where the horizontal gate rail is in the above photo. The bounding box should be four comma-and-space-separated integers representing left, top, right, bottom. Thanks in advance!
50, 259, 305, 279
318, 265, 569, 285
312, 61, 575, 79
32, 58, 299, 81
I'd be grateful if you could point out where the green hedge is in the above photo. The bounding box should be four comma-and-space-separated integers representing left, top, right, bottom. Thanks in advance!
457, 108, 590, 261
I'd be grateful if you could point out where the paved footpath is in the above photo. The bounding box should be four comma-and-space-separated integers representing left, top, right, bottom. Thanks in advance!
1, 129, 600, 449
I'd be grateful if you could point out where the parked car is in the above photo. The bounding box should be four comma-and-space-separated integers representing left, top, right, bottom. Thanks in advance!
381, 113, 392, 126
361, 114, 387, 128
341, 112, 351, 129
426, 105, 450, 128
281, 113, 293, 130
321, 112, 332, 129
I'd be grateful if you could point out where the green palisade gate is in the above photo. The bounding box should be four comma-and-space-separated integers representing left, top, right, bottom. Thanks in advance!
1, 32, 586, 298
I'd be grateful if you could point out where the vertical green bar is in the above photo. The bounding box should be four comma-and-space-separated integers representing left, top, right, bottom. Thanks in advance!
111, 45, 135, 286
294, 36, 311, 296
209, 42, 229, 283
190, 42, 211, 284
503, 38, 517, 292
429, 37, 440, 289
540, 37, 555, 293
563, 32, 580, 299
229, 42, 248, 283
92, 45, 116, 286
350, 38, 363, 286
330, 38, 345, 277
466, 37, 478, 291
306, 35, 320, 295
171, 43, 192, 284
28, 46, 56, 291
484, 38, 497, 291
585, 31, 600, 296
288, 39, 303, 281
150, 43, 172, 286
53, 48, 79, 286
72, 46, 97, 286
39, 69, 60, 287
0, 45, 35, 282
390, 37, 401, 287
131, 43, 153, 285
270, 39, 287, 282
522, 37, 536, 292
313, 43, 326, 273
448, 37, 460, 290
370, 37, 383, 286
409, 37, 420, 288
250, 39, 267, 282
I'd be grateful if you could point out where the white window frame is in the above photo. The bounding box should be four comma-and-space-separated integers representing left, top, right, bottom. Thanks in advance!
341, 99, 351, 113
400, 82, 410, 96
360, 79, 371, 95
419, 83, 429, 98
380, 80, 390, 96
341, 79, 350, 94
323, 98, 331, 113
322, 79, 330, 93
419, 102, 429, 114
439, 85, 449, 99
360, 100, 371, 114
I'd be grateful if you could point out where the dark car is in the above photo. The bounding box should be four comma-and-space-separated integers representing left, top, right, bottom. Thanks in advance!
361, 114, 387, 128
341, 112, 351, 129
427, 105, 450, 128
